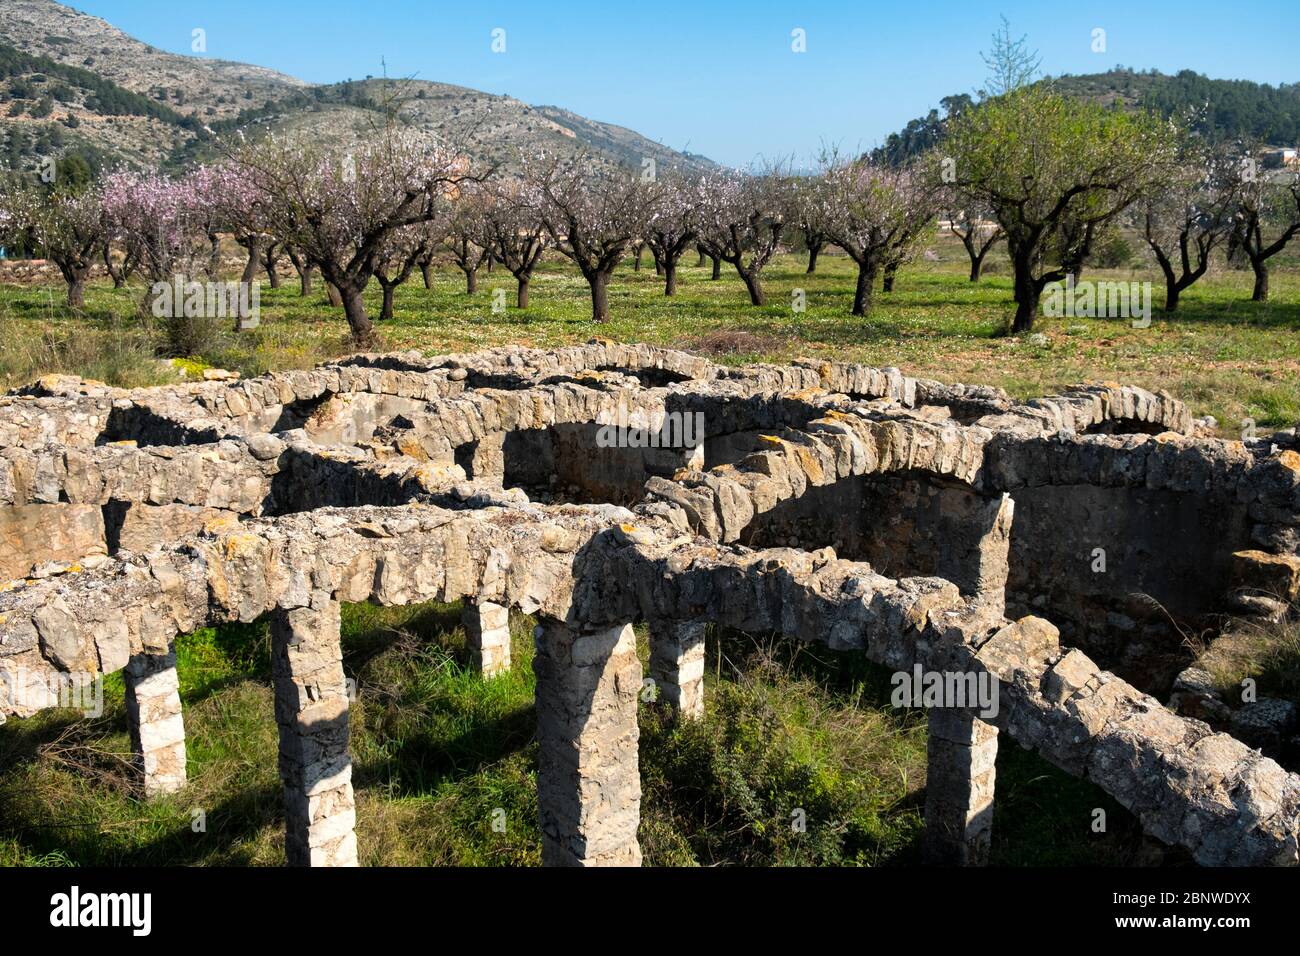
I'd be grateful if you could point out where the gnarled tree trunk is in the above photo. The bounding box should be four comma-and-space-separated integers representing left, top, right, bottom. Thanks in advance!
738, 268, 765, 306
340, 286, 372, 339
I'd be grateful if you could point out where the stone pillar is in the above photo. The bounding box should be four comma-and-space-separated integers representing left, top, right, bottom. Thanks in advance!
460, 431, 505, 484
271, 596, 358, 867
533, 620, 642, 866
649, 621, 705, 720
463, 599, 511, 678
938, 492, 1014, 616
923, 708, 998, 865
123, 648, 187, 798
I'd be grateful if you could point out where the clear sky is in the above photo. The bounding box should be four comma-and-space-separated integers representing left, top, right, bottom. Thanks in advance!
65, 0, 1300, 167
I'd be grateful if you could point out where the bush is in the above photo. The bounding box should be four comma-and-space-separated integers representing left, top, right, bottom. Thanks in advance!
1088, 231, 1134, 268
161, 312, 229, 360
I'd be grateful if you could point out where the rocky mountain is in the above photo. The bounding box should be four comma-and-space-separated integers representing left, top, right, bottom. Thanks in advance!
0, 0, 713, 175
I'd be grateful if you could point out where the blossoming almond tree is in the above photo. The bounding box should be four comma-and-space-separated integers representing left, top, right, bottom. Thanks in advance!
0, 178, 106, 309
100, 167, 210, 313
191, 162, 275, 286
695, 168, 789, 306
480, 178, 548, 309
1231, 161, 1300, 302
806, 157, 936, 316
643, 171, 699, 297
938, 192, 1004, 283
372, 222, 436, 320
440, 185, 491, 294
227, 129, 478, 340
1139, 140, 1239, 311
532, 154, 657, 322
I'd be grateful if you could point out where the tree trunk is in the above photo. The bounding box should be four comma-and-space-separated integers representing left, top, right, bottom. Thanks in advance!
240, 240, 261, 286
464, 267, 478, 294
589, 271, 611, 322
207, 234, 221, 280
806, 242, 822, 274
66, 269, 87, 309
633, 244, 643, 271
326, 282, 343, 308
263, 248, 281, 289
517, 275, 530, 309
710, 255, 721, 280
1011, 252, 1038, 334
298, 265, 314, 297
883, 261, 898, 293
739, 268, 765, 306
341, 286, 373, 340
1157, 257, 1180, 313
851, 262, 876, 316
664, 261, 678, 296
697, 246, 707, 267
380, 284, 395, 320
653, 249, 663, 276
1251, 259, 1269, 301
485, 253, 495, 273
969, 250, 986, 282
1013, 294, 1038, 333
420, 261, 434, 289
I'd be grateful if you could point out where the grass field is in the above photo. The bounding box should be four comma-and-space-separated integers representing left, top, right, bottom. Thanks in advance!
0, 235, 1293, 866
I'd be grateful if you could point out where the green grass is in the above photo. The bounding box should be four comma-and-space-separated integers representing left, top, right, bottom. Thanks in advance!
0, 601, 1167, 867
3, 234, 1300, 432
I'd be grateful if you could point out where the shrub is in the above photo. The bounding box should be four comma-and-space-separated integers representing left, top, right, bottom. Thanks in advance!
1089, 231, 1135, 268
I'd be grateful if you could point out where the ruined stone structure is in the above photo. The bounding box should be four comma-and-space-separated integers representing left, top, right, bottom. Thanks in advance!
2, 342, 1299, 866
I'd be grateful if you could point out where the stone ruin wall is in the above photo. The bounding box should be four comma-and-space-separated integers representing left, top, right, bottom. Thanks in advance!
1, 341, 1298, 867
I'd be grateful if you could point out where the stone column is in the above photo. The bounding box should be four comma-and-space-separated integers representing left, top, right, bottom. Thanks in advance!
533, 620, 642, 867
937, 491, 1014, 616
123, 648, 187, 798
923, 708, 998, 865
271, 596, 358, 867
649, 621, 705, 720
463, 600, 511, 678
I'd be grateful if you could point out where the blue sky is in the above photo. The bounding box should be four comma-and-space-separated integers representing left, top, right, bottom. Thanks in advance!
67, 0, 1300, 167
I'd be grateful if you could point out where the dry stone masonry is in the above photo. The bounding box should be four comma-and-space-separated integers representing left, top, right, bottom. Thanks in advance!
1, 341, 1299, 867
123, 647, 187, 798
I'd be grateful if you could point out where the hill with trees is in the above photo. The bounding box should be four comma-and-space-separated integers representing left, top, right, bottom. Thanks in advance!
873, 68, 1300, 166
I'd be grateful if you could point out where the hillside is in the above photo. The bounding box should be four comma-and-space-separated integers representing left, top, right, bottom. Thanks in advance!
0, 0, 303, 119
0, 0, 712, 175
873, 68, 1300, 165
172, 77, 715, 176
